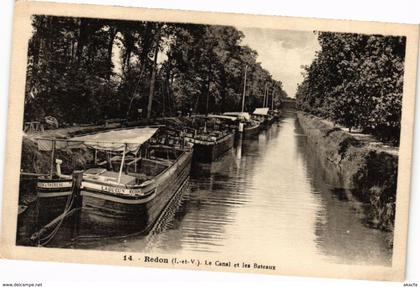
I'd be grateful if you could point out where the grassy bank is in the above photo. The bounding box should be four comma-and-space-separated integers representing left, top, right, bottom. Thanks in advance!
297, 112, 398, 246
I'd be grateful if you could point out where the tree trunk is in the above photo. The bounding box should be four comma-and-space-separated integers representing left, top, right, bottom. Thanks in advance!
147, 29, 161, 119
164, 69, 171, 117
127, 23, 153, 101
122, 31, 134, 75
125, 24, 154, 120
107, 27, 118, 78
76, 18, 88, 65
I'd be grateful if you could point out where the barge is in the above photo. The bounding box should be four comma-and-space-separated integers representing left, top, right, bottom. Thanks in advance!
187, 115, 236, 163
223, 112, 261, 139
34, 139, 74, 200
33, 138, 77, 222
191, 132, 235, 163
72, 127, 193, 232
243, 121, 261, 138
253, 107, 270, 128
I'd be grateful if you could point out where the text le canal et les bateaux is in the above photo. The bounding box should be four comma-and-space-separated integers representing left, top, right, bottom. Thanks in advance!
123, 255, 276, 270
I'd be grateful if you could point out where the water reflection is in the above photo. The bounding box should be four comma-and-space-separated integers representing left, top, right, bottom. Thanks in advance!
294, 120, 392, 265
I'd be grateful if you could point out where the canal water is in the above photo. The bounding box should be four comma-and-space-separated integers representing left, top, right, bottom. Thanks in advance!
17, 111, 392, 266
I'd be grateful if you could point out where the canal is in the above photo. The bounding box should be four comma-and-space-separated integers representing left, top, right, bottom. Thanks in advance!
18, 111, 392, 266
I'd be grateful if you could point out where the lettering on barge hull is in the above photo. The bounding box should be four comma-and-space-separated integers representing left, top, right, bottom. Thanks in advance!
37, 181, 72, 189
81, 181, 146, 196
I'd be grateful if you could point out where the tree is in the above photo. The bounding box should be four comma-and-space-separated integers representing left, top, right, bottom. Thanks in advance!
296, 32, 405, 144
24, 16, 288, 125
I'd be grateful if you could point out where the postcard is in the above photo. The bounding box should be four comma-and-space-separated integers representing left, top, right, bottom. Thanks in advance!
1, 0, 419, 281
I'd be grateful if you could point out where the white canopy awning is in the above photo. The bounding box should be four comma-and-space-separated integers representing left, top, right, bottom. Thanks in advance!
207, 114, 238, 121
72, 127, 158, 152
190, 114, 238, 121
223, 112, 251, 121
253, 107, 269, 116
38, 127, 159, 152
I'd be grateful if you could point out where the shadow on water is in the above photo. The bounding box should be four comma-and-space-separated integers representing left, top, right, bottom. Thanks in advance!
149, 148, 253, 253
44, 177, 192, 250
293, 115, 392, 266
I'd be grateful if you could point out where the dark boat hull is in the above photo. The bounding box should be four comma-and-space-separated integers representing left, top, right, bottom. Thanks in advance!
80, 150, 193, 233
243, 123, 261, 139
256, 118, 268, 130
36, 177, 74, 222
192, 133, 235, 163
37, 177, 73, 198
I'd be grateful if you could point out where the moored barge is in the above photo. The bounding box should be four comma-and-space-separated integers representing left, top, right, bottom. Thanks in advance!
34, 139, 74, 200
223, 112, 261, 139
36, 165, 73, 199
191, 132, 235, 163
32, 138, 77, 222
72, 127, 193, 232
187, 115, 236, 163
253, 107, 270, 128
243, 121, 261, 138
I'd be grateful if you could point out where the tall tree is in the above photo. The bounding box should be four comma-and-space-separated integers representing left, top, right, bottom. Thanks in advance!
296, 32, 405, 144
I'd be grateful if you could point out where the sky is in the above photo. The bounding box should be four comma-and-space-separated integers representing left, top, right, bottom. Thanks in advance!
111, 27, 321, 98
237, 28, 321, 98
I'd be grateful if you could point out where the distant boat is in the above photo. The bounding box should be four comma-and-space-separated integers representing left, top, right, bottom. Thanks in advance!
269, 109, 282, 123
187, 115, 236, 163
223, 65, 261, 139
253, 107, 270, 128
245, 121, 261, 138
223, 112, 261, 139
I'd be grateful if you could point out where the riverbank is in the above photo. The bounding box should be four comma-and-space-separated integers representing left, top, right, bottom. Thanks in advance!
296, 112, 398, 245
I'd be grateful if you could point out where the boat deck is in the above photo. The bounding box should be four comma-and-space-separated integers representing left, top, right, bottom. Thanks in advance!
84, 168, 137, 185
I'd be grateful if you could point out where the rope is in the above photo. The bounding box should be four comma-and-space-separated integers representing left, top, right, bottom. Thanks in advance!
37, 182, 78, 246
62, 178, 190, 249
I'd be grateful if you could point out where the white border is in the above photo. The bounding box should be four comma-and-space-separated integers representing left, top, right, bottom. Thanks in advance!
0, 0, 419, 286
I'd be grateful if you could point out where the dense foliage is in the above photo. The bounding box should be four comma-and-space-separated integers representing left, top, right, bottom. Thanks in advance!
24, 16, 286, 126
296, 32, 406, 145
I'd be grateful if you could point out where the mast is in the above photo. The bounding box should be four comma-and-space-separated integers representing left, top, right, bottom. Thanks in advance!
265, 84, 269, 108
147, 43, 159, 120
263, 82, 267, 108
117, 143, 127, 184
205, 73, 210, 116
50, 140, 56, 179
271, 86, 275, 110
241, 65, 248, 113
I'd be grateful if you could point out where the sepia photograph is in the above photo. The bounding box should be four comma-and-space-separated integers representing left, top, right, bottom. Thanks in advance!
1, 0, 419, 284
